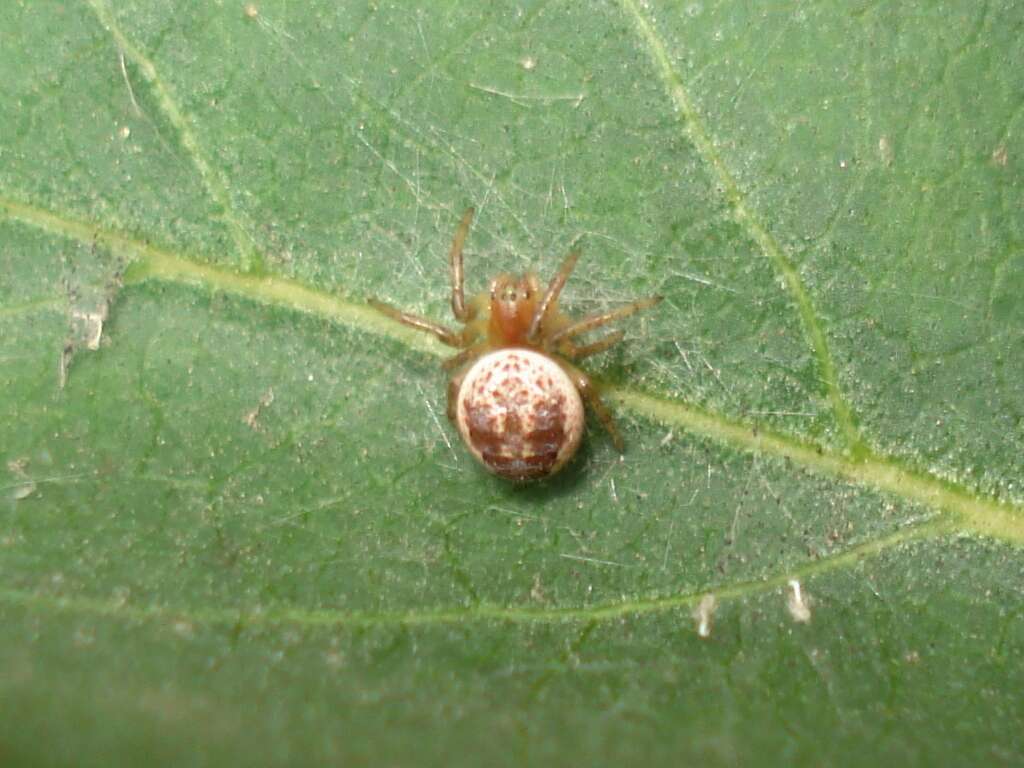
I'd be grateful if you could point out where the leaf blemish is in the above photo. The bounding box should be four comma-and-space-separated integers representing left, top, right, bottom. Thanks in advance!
878, 135, 894, 167
6, 459, 36, 502
243, 388, 275, 431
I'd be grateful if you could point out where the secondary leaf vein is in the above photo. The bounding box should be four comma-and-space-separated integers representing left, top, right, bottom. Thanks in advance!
616, 0, 864, 454
84, 0, 261, 273
0, 519, 951, 628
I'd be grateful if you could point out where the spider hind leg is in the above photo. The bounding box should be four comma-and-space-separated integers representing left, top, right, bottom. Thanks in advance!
562, 330, 625, 360
551, 295, 663, 344
558, 359, 624, 452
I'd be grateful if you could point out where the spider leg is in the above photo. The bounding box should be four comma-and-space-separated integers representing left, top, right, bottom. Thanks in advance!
550, 295, 663, 344
446, 366, 470, 423
558, 359, 624, 452
527, 248, 580, 343
562, 330, 625, 360
449, 207, 475, 322
441, 342, 488, 372
368, 299, 463, 347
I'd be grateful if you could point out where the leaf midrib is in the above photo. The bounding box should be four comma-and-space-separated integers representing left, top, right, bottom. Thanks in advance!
3, 195, 1022, 548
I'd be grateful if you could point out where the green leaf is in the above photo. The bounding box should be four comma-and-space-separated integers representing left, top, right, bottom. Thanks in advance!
2, 1, 1023, 765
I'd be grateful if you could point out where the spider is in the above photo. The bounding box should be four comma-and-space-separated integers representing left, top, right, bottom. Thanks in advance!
369, 207, 662, 481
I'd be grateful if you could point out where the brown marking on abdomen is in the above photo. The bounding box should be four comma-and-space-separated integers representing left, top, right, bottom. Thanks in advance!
462, 393, 568, 481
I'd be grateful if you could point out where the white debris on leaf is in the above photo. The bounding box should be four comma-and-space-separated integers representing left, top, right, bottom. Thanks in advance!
60, 304, 108, 389
60, 267, 122, 389
72, 309, 106, 350
692, 594, 717, 638
787, 579, 812, 623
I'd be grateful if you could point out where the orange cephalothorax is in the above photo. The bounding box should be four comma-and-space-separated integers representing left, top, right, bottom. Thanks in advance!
488, 273, 541, 347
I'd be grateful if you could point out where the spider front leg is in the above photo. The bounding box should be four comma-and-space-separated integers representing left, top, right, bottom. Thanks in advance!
449, 207, 475, 322
558, 359, 624, 452
527, 248, 580, 343
367, 299, 464, 347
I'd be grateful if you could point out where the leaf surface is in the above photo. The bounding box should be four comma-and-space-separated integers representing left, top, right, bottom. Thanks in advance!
1, 1, 1023, 765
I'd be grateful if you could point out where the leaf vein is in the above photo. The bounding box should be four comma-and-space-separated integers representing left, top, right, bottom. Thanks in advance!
3, 194, 1023, 546
84, 0, 261, 272
616, 0, 864, 454
0, 519, 951, 629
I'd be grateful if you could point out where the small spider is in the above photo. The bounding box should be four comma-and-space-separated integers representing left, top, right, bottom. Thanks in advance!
370, 208, 662, 481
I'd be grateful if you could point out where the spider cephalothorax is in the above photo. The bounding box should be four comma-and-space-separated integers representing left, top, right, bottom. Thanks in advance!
487, 273, 540, 346
370, 208, 661, 481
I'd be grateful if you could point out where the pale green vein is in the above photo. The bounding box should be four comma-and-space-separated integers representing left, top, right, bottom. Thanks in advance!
84, 0, 261, 273
0, 296, 63, 320
617, 0, 864, 455
4, 195, 1022, 546
0, 195, 437, 358
610, 389, 1024, 543
0, 518, 950, 629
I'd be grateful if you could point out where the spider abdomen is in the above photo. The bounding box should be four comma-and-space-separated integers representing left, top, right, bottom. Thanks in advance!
455, 349, 584, 481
